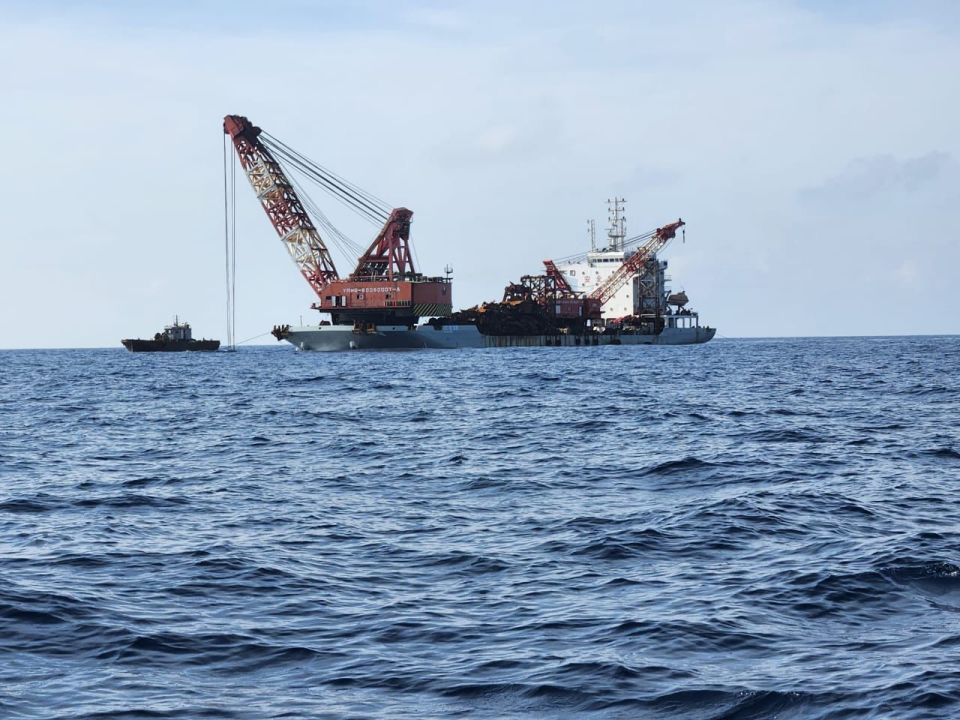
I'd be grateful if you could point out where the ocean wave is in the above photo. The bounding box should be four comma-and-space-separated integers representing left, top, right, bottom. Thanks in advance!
2, 339, 959, 718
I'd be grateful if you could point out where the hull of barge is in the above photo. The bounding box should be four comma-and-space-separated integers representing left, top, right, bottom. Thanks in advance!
279, 324, 716, 351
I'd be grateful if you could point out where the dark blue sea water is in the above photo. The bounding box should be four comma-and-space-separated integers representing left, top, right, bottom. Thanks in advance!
2, 337, 959, 719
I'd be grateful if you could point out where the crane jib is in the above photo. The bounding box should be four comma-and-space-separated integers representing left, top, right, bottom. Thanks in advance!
587, 219, 685, 305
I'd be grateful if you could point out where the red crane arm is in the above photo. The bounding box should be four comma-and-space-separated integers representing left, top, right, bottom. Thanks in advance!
589, 219, 685, 305
351, 208, 416, 281
223, 115, 339, 297
542, 259, 575, 296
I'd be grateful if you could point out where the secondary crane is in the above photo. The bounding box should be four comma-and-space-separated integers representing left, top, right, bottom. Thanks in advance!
498, 258, 602, 326
223, 115, 452, 326
529, 219, 684, 321
542, 259, 572, 293
587, 219, 684, 306
542, 259, 603, 320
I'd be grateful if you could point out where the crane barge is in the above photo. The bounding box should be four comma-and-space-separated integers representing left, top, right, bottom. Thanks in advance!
223, 115, 451, 338
224, 116, 713, 350
420, 216, 713, 347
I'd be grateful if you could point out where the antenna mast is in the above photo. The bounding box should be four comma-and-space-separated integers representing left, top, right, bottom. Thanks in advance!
607, 197, 626, 251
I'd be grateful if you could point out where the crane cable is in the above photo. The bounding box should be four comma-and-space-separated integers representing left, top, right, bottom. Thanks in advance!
222, 134, 230, 348
270, 143, 386, 225
262, 131, 391, 215
272, 148, 387, 225
261, 133, 390, 225
245, 129, 427, 278
552, 228, 658, 265
222, 133, 237, 351
287, 171, 363, 267
232, 143, 237, 350
285, 169, 363, 255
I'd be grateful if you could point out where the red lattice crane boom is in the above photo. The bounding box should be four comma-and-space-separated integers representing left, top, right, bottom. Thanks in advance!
588, 219, 685, 306
223, 115, 338, 296
542, 259, 575, 296
223, 115, 452, 324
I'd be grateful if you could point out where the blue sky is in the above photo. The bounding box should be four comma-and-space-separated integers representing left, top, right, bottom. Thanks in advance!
1, 0, 958, 347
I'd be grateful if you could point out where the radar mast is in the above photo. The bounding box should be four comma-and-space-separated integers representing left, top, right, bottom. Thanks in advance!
606, 197, 626, 251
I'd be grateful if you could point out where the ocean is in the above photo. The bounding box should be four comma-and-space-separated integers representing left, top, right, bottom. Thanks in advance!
1, 337, 959, 719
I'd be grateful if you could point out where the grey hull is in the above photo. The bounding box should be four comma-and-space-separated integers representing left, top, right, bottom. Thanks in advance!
280, 324, 716, 351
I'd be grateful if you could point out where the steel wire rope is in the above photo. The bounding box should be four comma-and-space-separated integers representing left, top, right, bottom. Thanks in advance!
409, 228, 422, 276
261, 132, 392, 215
262, 136, 389, 225
235, 331, 272, 345
551, 229, 657, 264
231, 146, 237, 350
270, 145, 385, 225
310, 213, 356, 264
275, 150, 388, 226
262, 132, 385, 206
304, 196, 357, 261
281, 145, 423, 278
285, 167, 363, 256
264, 135, 390, 220
286, 171, 358, 271
275, 141, 392, 217
222, 135, 233, 349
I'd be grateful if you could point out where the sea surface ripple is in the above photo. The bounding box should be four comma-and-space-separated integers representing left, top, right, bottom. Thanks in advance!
1, 337, 959, 719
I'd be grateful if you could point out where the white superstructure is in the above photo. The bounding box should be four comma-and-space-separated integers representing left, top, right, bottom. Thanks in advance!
554, 199, 706, 338
554, 198, 645, 319
557, 248, 635, 319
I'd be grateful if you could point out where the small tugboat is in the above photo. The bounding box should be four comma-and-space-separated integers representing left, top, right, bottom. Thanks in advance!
122, 317, 220, 352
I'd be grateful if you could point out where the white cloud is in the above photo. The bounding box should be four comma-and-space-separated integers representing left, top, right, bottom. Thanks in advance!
800, 152, 954, 205
895, 259, 920, 289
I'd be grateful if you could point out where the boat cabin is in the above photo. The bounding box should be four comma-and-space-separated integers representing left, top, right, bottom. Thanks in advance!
164, 317, 193, 341
665, 309, 701, 330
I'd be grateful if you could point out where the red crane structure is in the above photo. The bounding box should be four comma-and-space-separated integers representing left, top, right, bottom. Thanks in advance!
542, 259, 603, 321
585, 219, 685, 307
498, 259, 601, 327
515, 220, 683, 325
223, 115, 452, 326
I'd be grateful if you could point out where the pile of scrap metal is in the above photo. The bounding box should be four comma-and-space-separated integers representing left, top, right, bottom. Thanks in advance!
444, 299, 562, 336
428, 264, 602, 336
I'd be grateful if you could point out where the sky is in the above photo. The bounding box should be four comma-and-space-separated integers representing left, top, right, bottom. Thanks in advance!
1, 0, 958, 348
